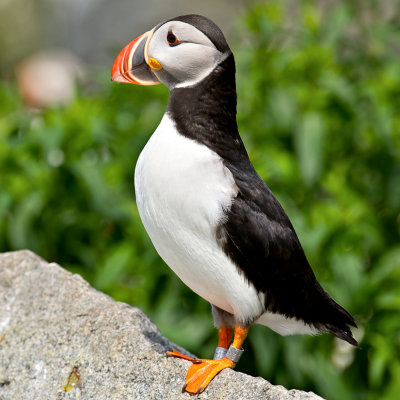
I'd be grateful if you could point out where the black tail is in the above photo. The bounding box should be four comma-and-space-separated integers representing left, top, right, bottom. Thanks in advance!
324, 299, 359, 347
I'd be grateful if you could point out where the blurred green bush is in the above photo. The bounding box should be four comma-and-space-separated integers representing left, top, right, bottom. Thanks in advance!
1, 1, 400, 399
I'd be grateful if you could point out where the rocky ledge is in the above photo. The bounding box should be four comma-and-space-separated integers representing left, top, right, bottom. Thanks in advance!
0, 250, 324, 400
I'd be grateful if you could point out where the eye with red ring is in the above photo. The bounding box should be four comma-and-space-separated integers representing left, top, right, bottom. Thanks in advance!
166, 31, 179, 46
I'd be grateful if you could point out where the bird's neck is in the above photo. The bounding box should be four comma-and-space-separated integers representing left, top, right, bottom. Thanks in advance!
166, 54, 249, 164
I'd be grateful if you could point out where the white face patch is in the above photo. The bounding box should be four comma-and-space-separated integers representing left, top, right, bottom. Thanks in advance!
147, 21, 228, 89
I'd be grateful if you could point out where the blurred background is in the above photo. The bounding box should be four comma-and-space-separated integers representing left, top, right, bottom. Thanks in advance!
1, 0, 400, 399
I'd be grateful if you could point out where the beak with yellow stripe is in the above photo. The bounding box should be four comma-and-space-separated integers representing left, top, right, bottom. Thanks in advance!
111, 29, 161, 85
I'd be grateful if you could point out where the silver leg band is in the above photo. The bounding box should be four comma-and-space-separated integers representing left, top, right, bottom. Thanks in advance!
226, 345, 244, 363
213, 346, 228, 360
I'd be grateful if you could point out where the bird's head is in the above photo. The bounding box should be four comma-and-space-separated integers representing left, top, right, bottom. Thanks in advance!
111, 15, 231, 90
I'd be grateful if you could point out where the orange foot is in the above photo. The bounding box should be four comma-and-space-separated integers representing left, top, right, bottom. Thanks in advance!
184, 357, 235, 394
166, 349, 201, 363
167, 350, 235, 394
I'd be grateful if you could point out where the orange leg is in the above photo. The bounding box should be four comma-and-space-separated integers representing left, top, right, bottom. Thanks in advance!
217, 327, 233, 349
213, 326, 233, 360
167, 325, 249, 394
231, 326, 248, 349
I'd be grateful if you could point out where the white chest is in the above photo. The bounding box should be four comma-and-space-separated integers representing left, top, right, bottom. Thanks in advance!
134, 114, 263, 321
135, 114, 236, 239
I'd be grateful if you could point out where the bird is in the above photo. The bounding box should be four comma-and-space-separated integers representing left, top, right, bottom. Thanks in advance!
111, 14, 358, 394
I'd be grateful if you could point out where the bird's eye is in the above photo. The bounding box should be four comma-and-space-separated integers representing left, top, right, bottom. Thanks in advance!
167, 31, 179, 46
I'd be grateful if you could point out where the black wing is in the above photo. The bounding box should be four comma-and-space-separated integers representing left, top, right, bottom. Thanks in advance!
218, 160, 357, 344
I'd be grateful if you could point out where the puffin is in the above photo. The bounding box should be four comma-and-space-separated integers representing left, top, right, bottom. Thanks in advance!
111, 14, 358, 394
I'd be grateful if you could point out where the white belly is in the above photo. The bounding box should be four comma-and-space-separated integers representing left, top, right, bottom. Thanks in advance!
134, 114, 264, 323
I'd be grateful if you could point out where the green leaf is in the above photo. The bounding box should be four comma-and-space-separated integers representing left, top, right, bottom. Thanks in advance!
295, 112, 326, 186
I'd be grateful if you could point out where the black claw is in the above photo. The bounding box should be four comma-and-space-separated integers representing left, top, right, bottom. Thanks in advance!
192, 359, 202, 364
181, 384, 187, 393
196, 386, 203, 394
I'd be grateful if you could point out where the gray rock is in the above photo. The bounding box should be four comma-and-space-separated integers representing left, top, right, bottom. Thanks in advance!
0, 250, 324, 400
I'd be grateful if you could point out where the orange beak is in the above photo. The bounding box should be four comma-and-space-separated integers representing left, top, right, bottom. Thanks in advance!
111, 30, 160, 85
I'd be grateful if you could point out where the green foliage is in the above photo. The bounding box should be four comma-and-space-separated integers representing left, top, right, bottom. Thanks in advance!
236, 1, 400, 398
1, 1, 400, 399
